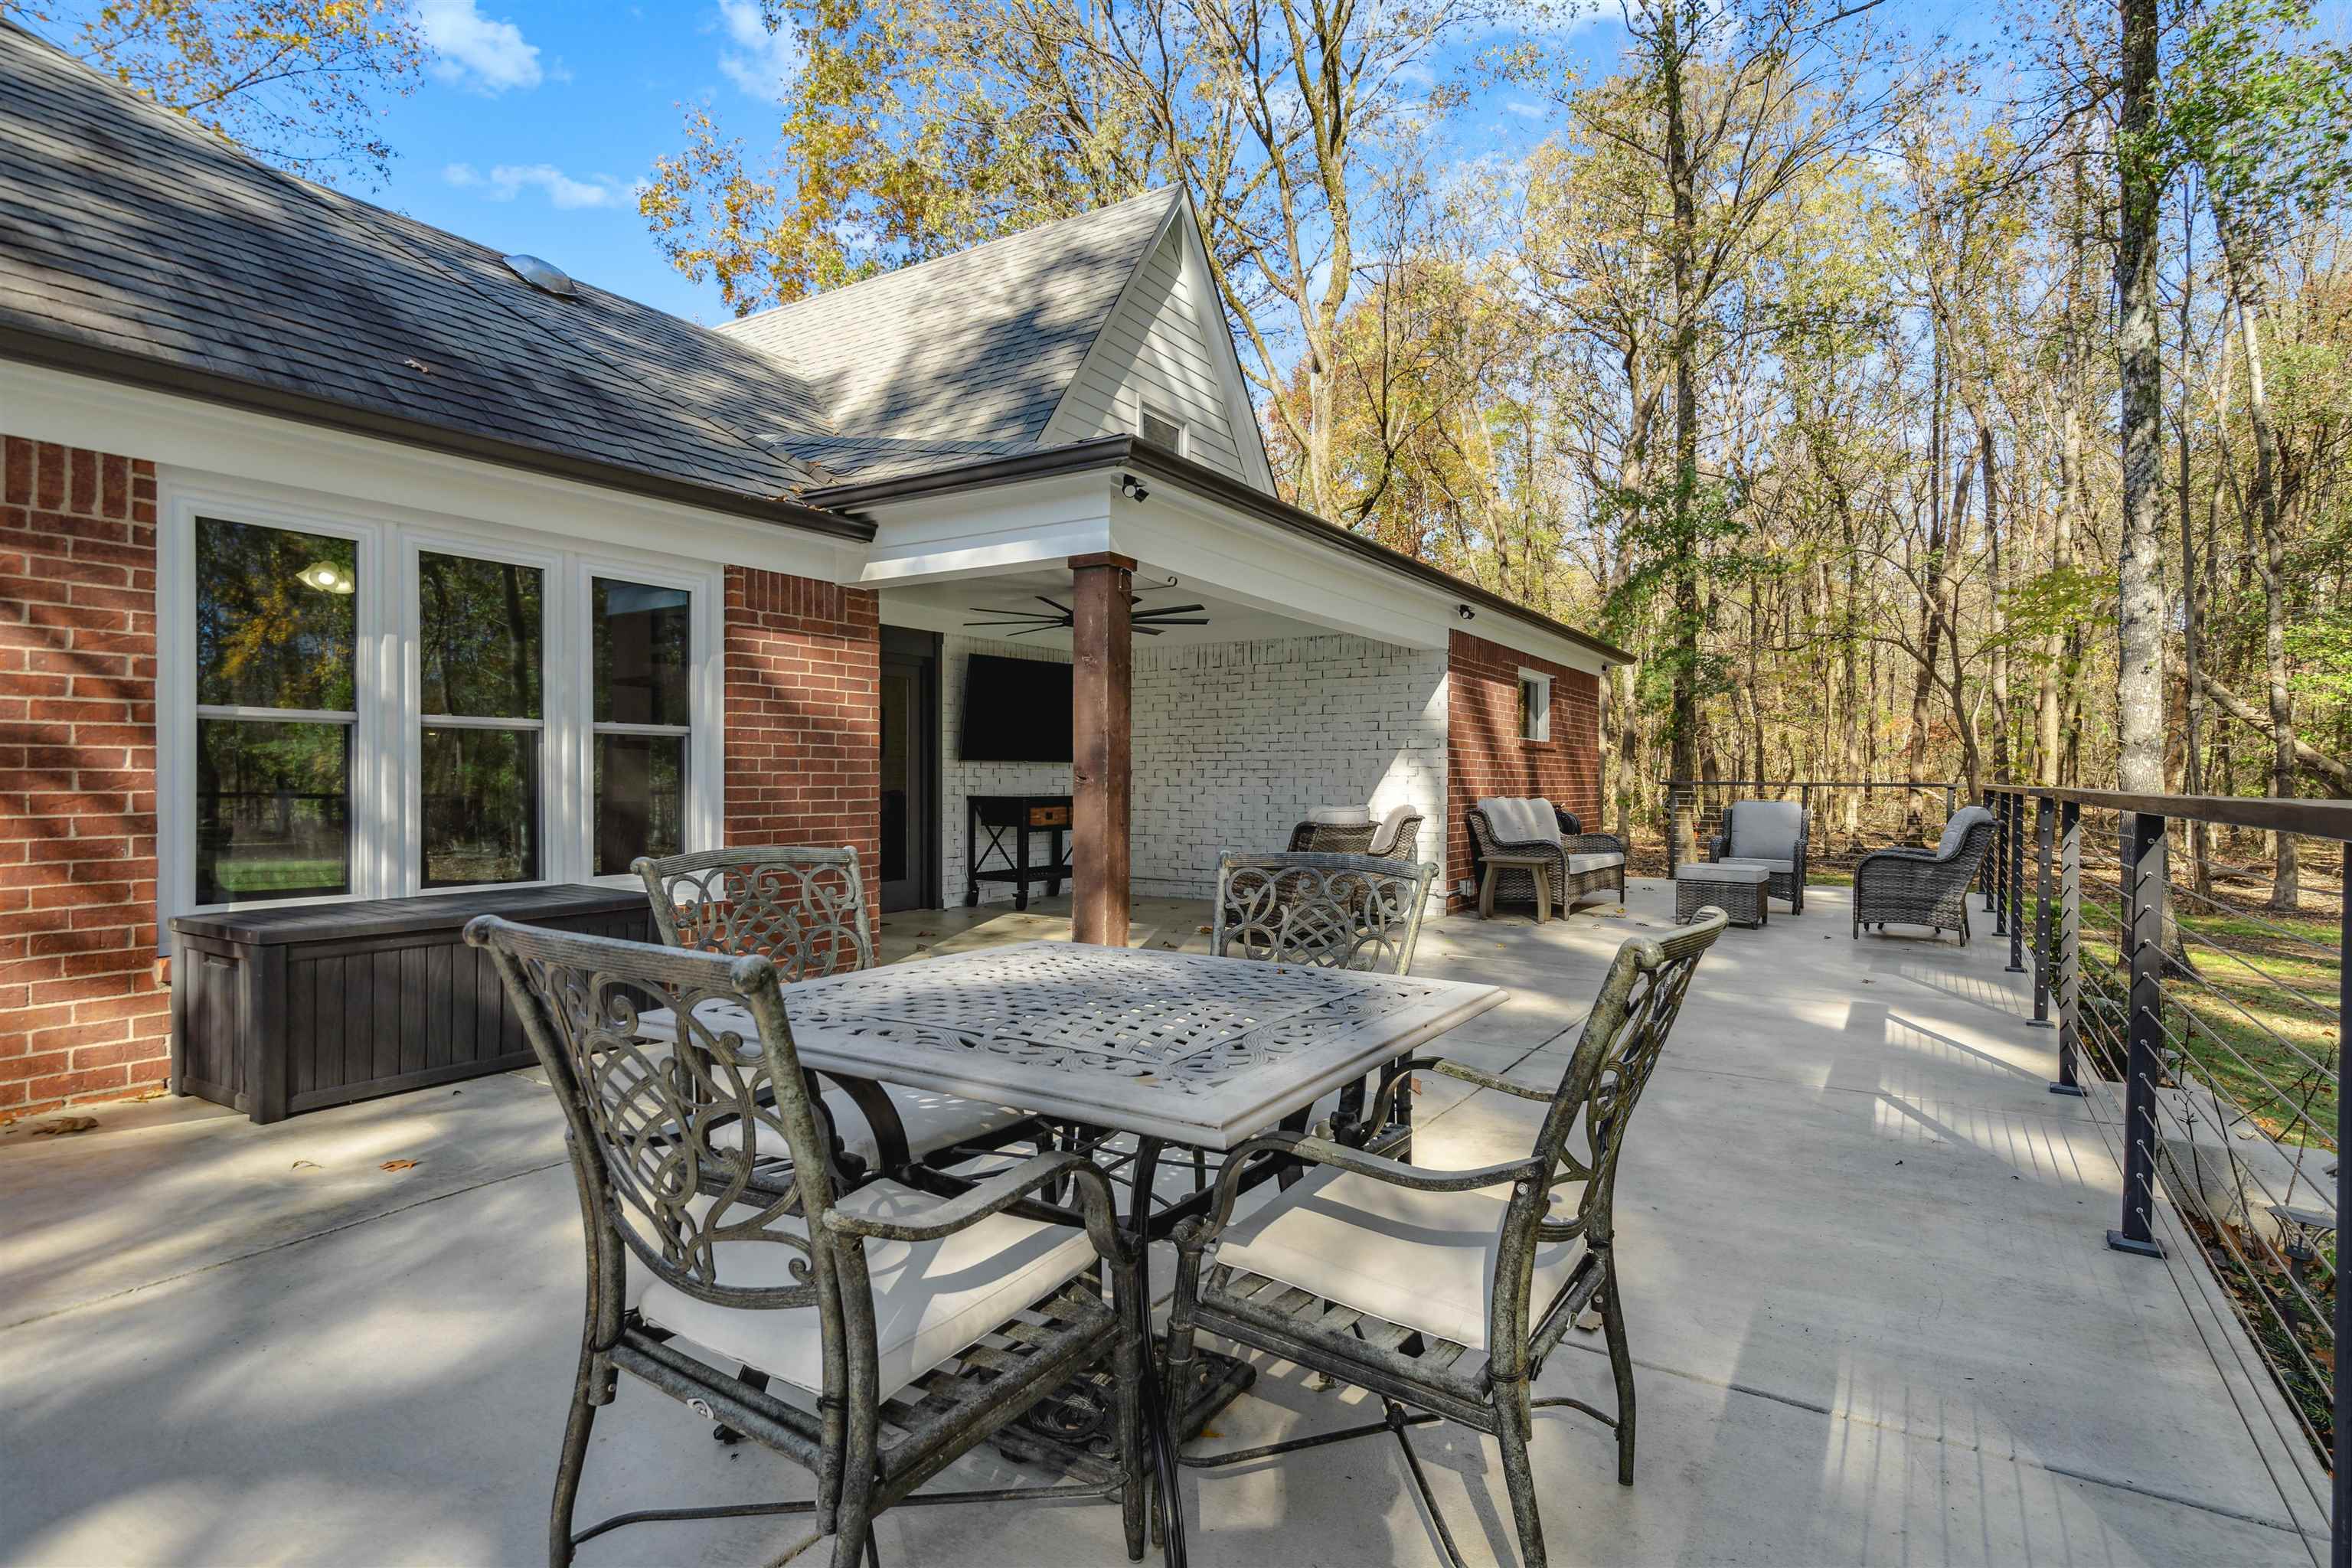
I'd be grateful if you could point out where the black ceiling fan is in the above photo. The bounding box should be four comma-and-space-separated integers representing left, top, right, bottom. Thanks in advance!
962, 591, 1209, 637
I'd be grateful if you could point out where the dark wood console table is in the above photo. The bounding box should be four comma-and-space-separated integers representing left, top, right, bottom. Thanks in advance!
967, 794, 1073, 910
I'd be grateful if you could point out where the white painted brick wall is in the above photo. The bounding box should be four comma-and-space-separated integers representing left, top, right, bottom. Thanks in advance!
941, 635, 1072, 906
1132, 635, 1447, 902
936, 631, 1447, 909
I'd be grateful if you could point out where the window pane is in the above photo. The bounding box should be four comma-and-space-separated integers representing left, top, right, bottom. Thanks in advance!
195, 718, 351, 903
593, 579, 690, 726
423, 727, 540, 886
196, 518, 357, 710
420, 553, 542, 719
594, 733, 684, 874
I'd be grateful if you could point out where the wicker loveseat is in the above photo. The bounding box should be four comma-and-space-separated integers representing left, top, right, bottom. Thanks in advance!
1851, 805, 1998, 943
1707, 799, 1809, 913
1467, 799, 1626, 918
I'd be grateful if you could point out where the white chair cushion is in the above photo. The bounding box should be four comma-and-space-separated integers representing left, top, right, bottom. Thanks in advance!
1566, 852, 1624, 875
1214, 1164, 1585, 1352
710, 1085, 1028, 1170
1367, 802, 1417, 857
1478, 797, 1561, 848
1717, 856, 1793, 874
1676, 862, 1768, 884
638, 1178, 1096, 1401
1726, 800, 1804, 863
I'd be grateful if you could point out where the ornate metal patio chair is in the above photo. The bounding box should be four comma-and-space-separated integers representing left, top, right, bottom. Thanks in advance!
1286, 803, 1426, 864
1467, 800, 1626, 918
1213, 851, 1440, 1158
1164, 910, 1729, 1568
466, 916, 1150, 1568
635, 846, 1031, 1180
1851, 805, 1998, 944
1707, 799, 1809, 913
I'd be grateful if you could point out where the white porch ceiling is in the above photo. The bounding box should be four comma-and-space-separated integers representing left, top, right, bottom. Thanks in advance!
879, 566, 1338, 648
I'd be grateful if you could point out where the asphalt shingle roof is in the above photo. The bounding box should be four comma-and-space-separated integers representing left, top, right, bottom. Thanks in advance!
0, 21, 845, 518
717, 191, 1180, 449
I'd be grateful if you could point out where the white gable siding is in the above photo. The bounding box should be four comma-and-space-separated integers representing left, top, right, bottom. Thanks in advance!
1049, 228, 1259, 487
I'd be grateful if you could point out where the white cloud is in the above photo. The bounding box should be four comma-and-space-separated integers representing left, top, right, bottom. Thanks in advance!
443, 162, 631, 209
714, 0, 803, 103
418, 0, 544, 93
1504, 100, 1544, 119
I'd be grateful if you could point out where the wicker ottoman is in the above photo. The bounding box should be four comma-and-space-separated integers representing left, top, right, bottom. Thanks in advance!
1675, 863, 1769, 928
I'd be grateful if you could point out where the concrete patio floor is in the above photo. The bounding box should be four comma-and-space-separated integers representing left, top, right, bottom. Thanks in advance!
0, 880, 2329, 1566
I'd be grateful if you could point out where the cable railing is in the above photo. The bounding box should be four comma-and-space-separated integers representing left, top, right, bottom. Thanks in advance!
1985, 784, 2348, 1563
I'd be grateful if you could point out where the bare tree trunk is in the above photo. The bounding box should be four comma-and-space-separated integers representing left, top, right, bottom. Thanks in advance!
2040, 401, 2081, 785
1984, 426, 2011, 786
2114, 0, 2167, 798
2177, 205, 2212, 897
2215, 210, 2298, 907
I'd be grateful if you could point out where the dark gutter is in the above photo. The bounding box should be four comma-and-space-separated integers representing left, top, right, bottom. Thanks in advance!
0, 323, 875, 544
806, 436, 1634, 665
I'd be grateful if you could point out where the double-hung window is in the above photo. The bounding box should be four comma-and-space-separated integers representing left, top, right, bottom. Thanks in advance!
417, 550, 544, 887
171, 494, 717, 916
192, 518, 361, 905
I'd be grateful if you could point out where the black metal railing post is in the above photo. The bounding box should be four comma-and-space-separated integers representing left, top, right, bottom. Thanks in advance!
2109, 809, 2167, 1258
2335, 884, 2350, 1568
2006, 792, 2027, 970
2051, 801, 2083, 1096
1984, 788, 2001, 916
2031, 795, 2054, 1025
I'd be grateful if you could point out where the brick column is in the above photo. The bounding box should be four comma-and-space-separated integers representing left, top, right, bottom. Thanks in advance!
1, 436, 164, 1115
722, 567, 883, 925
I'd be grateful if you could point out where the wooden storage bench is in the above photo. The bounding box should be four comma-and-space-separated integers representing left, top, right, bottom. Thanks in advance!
170, 885, 653, 1123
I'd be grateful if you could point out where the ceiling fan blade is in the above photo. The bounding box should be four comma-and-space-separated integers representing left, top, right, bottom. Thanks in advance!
1034, 596, 1074, 616
1134, 604, 1207, 618
1135, 625, 1164, 635
1136, 616, 1210, 626
1006, 624, 1061, 637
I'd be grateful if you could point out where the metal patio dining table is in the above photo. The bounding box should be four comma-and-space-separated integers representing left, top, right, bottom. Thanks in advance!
649, 939, 1508, 1566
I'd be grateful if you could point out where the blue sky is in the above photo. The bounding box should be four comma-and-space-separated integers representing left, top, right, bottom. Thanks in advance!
36, 1, 1988, 325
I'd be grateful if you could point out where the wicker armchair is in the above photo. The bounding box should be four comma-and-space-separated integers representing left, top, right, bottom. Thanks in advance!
1851, 806, 1998, 943
1467, 802, 1626, 917
1285, 804, 1425, 863
1707, 799, 1809, 913
465, 917, 1149, 1568
1165, 911, 1730, 1567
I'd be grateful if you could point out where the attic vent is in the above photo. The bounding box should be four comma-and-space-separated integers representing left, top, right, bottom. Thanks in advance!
502, 253, 578, 298
1138, 403, 1186, 453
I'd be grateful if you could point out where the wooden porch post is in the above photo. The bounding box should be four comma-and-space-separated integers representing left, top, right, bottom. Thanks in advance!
1069, 552, 1134, 946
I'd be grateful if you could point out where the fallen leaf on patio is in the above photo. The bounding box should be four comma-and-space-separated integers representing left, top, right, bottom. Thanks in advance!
1412, 1078, 1424, 1095
380, 1159, 418, 1171
30, 1116, 99, 1136
291, 1159, 321, 1171
1196, 925, 1210, 935
915, 929, 935, 938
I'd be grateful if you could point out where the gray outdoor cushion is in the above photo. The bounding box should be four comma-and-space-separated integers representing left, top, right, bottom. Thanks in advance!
1720, 857, 1794, 874
1936, 806, 1995, 859
1676, 862, 1768, 884
1478, 797, 1562, 848
1727, 800, 1804, 862
1566, 852, 1624, 874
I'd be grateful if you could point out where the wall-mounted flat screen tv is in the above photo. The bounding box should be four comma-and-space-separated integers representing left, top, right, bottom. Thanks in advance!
960, 654, 1073, 763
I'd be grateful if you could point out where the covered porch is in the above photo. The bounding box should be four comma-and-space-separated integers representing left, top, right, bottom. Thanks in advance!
0, 880, 2316, 1565
824, 440, 1617, 933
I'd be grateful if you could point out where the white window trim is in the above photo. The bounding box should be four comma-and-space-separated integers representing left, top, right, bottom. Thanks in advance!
158, 474, 727, 937
1517, 668, 1553, 744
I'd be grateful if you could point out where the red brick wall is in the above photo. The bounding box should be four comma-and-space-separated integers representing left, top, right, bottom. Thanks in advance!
723, 567, 883, 926
1446, 629, 1601, 906
1, 436, 164, 1115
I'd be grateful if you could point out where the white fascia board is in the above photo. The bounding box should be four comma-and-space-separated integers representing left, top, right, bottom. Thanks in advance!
0, 358, 863, 582
1455, 614, 1612, 677
854, 473, 1114, 587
